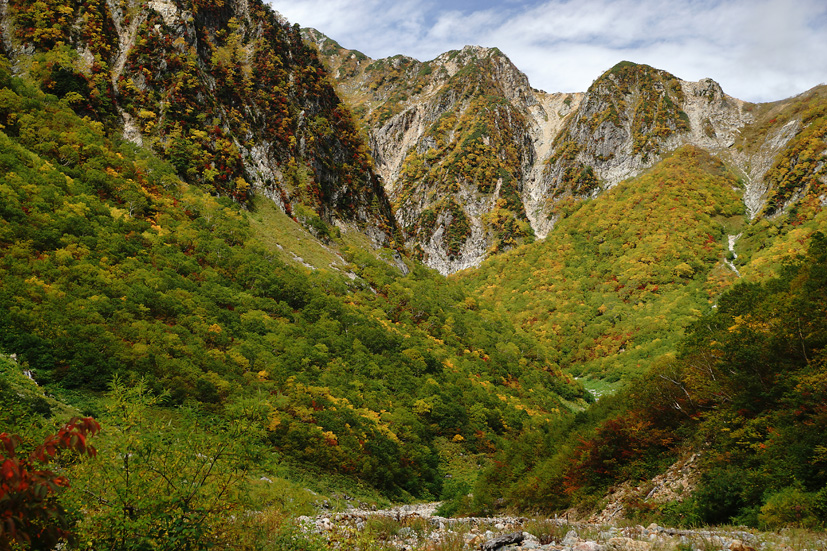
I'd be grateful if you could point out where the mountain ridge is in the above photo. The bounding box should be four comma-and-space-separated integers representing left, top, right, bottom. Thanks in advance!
308, 31, 819, 274
0, 0, 403, 255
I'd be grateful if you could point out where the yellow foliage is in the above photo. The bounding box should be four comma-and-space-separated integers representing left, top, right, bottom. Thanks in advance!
234, 177, 250, 193
412, 399, 431, 415
727, 315, 772, 334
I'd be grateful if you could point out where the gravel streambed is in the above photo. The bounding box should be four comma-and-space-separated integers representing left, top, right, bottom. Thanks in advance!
294, 502, 824, 551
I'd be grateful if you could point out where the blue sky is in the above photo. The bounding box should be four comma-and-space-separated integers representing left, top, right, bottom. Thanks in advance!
270, 0, 827, 103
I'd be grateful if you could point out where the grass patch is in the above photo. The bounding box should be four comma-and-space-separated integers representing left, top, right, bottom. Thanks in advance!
524, 518, 571, 545
248, 194, 343, 270
578, 377, 622, 401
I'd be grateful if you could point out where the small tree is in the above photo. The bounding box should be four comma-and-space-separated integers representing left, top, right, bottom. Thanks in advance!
70, 378, 253, 551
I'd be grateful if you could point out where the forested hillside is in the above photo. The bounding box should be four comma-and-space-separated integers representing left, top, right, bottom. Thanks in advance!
466, 234, 827, 529
0, 2, 590, 547
2, 0, 397, 246
451, 86, 827, 525
1, 0, 827, 548
0, 45, 584, 469
458, 146, 744, 383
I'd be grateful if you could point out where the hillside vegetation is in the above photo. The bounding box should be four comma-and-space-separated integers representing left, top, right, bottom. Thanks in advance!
4, 0, 397, 243
458, 146, 744, 382
0, 31, 585, 549
466, 234, 827, 530
2, 0, 827, 548
449, 89, 827, 526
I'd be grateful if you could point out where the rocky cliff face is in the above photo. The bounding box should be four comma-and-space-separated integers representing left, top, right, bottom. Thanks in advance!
531, 63, 754, 233
729, 85, 827, 219
0, 0, 398, 247
306, 31, 579, 273
7, 0, 814, 274
314, 38, 819, 273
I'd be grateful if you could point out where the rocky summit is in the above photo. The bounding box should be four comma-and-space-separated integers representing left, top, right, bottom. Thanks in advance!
310, 31, 823, 274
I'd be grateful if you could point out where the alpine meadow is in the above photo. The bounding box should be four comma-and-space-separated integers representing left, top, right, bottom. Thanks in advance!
1, 1, 826, 550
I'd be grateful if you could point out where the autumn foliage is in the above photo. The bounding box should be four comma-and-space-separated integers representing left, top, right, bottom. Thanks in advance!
0, 417, 99, 549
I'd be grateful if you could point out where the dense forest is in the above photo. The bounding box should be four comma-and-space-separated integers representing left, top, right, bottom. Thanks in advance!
463, 233, 827, 528
0, 25, 584, 549
1, 0, 827, 549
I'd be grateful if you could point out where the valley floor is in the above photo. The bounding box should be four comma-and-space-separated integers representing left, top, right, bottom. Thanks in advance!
294, 502, 826, 551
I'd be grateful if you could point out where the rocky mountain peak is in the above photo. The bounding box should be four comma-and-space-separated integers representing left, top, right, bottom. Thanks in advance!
309, 32, 574, 272
309, 37, 815, 275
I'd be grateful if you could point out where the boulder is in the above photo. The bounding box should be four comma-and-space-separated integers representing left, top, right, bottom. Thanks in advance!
481, 531, 525, 551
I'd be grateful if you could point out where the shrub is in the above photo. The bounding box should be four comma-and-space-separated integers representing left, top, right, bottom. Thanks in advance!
264, 523, 327, 551
0, 417, 100, 549
759, 487, 820, 530
692, 467, 749, 525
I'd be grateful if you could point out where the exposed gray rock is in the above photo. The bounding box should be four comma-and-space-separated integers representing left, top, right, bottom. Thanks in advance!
482, 531, 525, 551
734, 118, 802, 219
313, 32, 820, 273
295, 500, 802, 551
562, 529, 580, 546
320, 48, 774, 272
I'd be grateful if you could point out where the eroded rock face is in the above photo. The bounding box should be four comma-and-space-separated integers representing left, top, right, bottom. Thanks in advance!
735, 118, 802, 218
0, 0, 399, 248
591, 453, 702, 525
310, 33, 819, 274
356, 45, 551, 273
315, 48, 769, 273
312, 35, 586, 273
535, 65, 754, 219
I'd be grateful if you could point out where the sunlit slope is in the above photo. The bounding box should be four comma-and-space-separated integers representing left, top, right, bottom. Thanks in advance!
733, 86, 827, 281
0, 63, 586, 498
457, 146, 745, 381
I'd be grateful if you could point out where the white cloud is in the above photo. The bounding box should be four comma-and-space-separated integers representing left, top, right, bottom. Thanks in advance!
273, 0, 431, 53
270, 0, 827, 102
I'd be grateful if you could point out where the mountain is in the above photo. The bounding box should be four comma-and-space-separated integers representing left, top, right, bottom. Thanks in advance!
1, 0, 399, 252
538, 63, 747, 215
306, 30, 578, 273
458, 145, 745, 382
2, 0, 827, 545
0, 3, 591, 544
308, 26, 827, 526
312, 35, 823, 273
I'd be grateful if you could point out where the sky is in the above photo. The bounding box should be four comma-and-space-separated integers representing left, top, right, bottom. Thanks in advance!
270, 0, 827, 103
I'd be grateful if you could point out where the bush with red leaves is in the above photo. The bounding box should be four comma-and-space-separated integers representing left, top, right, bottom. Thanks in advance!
0, 417, 100, 550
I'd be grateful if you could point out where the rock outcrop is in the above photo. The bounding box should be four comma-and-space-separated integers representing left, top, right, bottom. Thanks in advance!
294, 501, 815, 551
308, 32, 573, 273
509, 63, 755, 240
314, 38, 822, 274
0, 0, 399, 248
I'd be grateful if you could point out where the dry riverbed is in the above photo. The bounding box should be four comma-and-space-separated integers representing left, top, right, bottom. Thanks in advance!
296, 502, 826, 551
